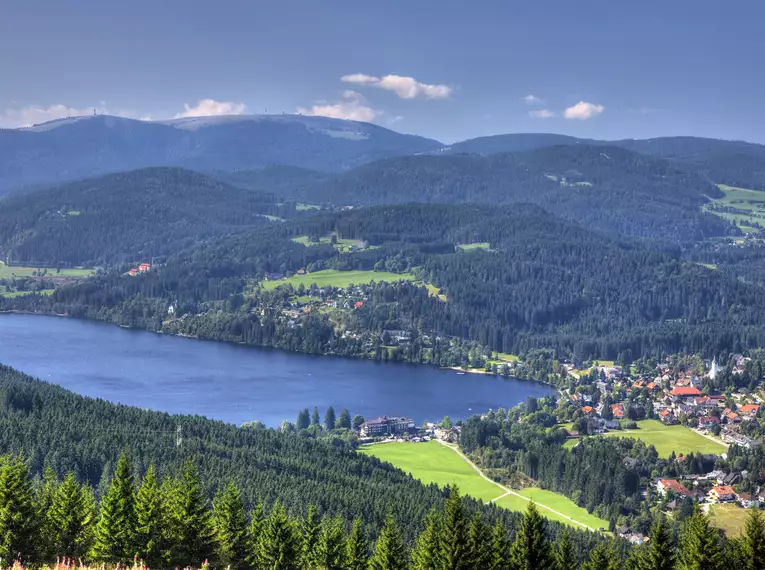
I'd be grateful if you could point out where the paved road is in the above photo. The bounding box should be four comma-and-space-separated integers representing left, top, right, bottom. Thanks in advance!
435, 440, 600, 532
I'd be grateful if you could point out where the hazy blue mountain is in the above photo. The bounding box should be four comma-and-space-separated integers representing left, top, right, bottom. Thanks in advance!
444, 133, 765, 190
0, 114, 441, 194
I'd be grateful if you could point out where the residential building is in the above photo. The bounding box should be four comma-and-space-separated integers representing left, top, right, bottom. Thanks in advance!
657, 479, 695, 498
710, 486, 736, 502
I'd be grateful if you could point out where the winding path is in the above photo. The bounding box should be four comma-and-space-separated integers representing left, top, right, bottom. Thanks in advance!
435, 440, 601, 532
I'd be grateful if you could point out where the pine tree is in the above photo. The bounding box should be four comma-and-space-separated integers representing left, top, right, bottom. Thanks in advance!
369, 513, 408, 570
297, 408, 310, 431
411, 509, 440, 570
247, 503, 265, 570
169, 461, 216, 566
311, 407, 321, 426
36, 466, 59, 559
301, 504, 321, 568
345, 518, 369, 570
489, 520, 510, 570
47, 472, 96, 558
742, 508, 765, 570
677, 511, 723, 570
638, 514, 674, 570
466, 512, 492, 569
509, 502, 552, 570
337, 408, 352, 429
582, 543, 609, 570
134, 466, 169, 567
90, 454, 136, 563
212, 483, 249, 569
553, 530, 575, 570
258, 503, 300, 570
313, 515, 346, 570
0, 454, 40, 561
324, 406, 337, 431
437, 486, 469, 570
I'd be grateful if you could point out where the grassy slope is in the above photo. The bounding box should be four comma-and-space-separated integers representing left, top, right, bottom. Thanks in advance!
361, 440, 608, 530
0, 262, 94, 279
260, 269, 415, 291
706, 184, 765, 232
563, 419, 727, 458
709, 503, 749, 537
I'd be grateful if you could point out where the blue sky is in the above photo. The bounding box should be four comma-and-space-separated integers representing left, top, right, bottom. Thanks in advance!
1, 0, 762, 143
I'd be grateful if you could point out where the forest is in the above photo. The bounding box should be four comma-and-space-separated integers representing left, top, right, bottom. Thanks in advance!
7, 203, 765, 361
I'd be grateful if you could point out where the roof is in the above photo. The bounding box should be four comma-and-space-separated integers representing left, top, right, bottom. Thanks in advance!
660, 479, 693, 496
740, 404, 759, 413
582, 406, 594, 414
670, 386, 701, 396
699, 416, 721, 424
659, 409, 671, 417
712, 486, 736, 496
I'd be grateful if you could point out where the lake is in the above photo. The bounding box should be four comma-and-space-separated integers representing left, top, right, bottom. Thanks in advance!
0, 314, 555, 426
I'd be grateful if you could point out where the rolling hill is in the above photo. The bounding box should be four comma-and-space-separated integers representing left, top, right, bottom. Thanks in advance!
288, 145, 732, 242
0, 167, 287, 265
0, 114, 442, 194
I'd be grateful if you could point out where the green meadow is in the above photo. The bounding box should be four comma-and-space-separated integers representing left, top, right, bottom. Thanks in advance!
0, 263, 94, 279
260, 269, 415, 291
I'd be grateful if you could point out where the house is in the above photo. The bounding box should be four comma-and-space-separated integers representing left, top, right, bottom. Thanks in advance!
296, 269, 306, 275
128, 268, 138, 276
657, 479, 695, 498
699, 416, 721, 429
738, 493, 759, 508
138, 263, 151, 272
740, 404, 760, 417
581, 406, 595, 416
611, 403, 624, 419
659, 409, 678, 425
359, 416, 415, 437
710, 486, 737, 502
354, 301, 364, 309
670, 386, 701, 398
724, 409, 741, 424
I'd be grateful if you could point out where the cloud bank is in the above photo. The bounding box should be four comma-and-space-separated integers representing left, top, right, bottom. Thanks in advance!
341, 74, 452, 100
297, 91, 377, 122
174, 99, 247, 118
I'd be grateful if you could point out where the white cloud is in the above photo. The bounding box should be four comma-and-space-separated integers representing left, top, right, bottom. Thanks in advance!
563, 101, 604, 120
529, 109, 555, 119
524, 94, 543, 105
0, 103, 112, 128
174, 98, 247, 118
386, 115, 404, 125
297, 91, 378, 122
341, 73, 452, 100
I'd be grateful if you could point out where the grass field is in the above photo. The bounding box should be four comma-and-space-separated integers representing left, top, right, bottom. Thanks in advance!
0, 288, 54, 298
563, 420, 727, 458
0, 263, 94, 279
361, 441, 608, 530
291, 234, 363, 253
706, 185, 765, 232
709, 503, 749, 537
260, 269, 416, 291
296, 203, 321, 211
457, 242, 491, 251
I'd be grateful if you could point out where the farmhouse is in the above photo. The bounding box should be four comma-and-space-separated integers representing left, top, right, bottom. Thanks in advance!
670, 386, 701, 399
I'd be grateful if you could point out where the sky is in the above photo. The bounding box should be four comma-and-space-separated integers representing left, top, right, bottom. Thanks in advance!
1, 0, 763, 144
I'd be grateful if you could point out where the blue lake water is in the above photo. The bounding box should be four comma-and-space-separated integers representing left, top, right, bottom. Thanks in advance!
0, 314, 554, 426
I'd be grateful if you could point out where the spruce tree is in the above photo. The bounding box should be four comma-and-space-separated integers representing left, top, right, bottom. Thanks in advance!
47, 472, 96, 558
638, 514, 674, 570
337, 408, 352, 429
297, 408, 310, 430
742, 508, 765, 570
369, 513, 408, 570
36, 466, 59, 559
677, 511, 724, 570
582, 543, 609, 570
0, 454, 40, 561
509, 502, 552, 570
90, 454, 136, 563
466, 512, 492, 569
553, 530, 576, 570
345, 518, 369, 570
437, 485, 469, 570
301, 504, 321, 568
324, 406, 337, 431
134, 466, 169, 567
170, 460, 216, 566
258, 503, 300, 570
489, 520, 510, 570
212, 483, 249, 569
313, 515, 346, 570
247, 503, 265, 569
311, 407, 321, 426
411, 509, 440, 570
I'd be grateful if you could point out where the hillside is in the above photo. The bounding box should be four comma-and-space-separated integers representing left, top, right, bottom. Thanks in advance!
294, 145, 731, 242
11, 203, 765, 360
0, 167, 287, 265
445, 133, 765, 191
0, 114, 441, 194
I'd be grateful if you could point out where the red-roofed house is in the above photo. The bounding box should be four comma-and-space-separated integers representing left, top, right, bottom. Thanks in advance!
740, 404, 760, 416
128, 269, 138, 277
354, 301, 364, 309
710, 486, 737, 502
658, 409, 678, 425
699, 416, 721, 429
657, 479, 695, 498
611, 404, 624, 419
582, 406, 594, 416
138, 263, 151, 272
670, 386, 701, 397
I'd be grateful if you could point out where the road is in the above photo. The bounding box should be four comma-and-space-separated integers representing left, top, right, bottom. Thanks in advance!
435, 440, 601, 532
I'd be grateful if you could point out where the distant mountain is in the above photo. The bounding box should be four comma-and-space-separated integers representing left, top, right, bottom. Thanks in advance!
444, 133, 765, 190
0, 114, 442, 194
293, 145, 733, 242
0, 167, 288, 265
211, 165, 329, 196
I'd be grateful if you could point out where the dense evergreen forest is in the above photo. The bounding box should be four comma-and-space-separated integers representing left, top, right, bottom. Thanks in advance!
0, 167, 305, 266
8, 203, 765, 360
275, 145, 731, 243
